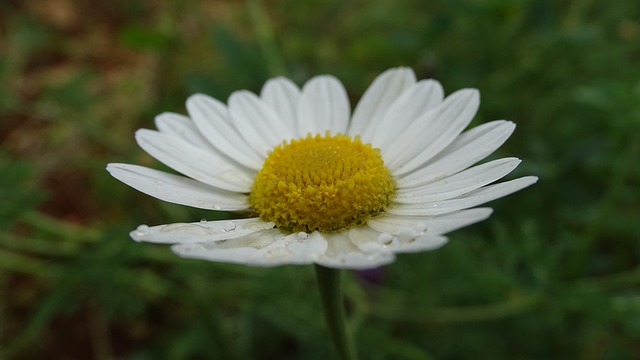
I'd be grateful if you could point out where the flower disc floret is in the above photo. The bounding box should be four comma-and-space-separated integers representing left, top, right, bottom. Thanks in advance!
249, 133, 395, 232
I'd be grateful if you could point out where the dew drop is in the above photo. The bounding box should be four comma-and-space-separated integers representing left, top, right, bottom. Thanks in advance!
377, 233, 393, 245
297, 232, 309, 239
200, 219, 208, 223
161, 223, 212, 235
213, 205, 222, 210
414, 223, 427, 233
244, 220, 275, 230
132, 224, 150, 240
397, 229, 417, 243
154, 180, 164, 188
224, 221, 236, 232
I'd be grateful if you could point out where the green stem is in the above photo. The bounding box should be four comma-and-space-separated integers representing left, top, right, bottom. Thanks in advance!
314, 265, 358, 360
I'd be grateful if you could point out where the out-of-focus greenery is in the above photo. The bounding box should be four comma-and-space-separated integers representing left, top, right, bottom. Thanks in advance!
1, 0, 639, 358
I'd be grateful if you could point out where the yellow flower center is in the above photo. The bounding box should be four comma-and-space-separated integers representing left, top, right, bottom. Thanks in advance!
249, 133, 395, 232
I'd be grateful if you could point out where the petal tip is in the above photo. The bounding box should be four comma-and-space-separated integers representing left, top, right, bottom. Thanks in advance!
185, 93, 214, 109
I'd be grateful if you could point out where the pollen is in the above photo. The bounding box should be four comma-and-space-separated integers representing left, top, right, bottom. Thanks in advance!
249, 132, 395, 233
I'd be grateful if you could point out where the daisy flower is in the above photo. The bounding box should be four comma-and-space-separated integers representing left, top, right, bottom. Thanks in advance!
107, 67, 537, 269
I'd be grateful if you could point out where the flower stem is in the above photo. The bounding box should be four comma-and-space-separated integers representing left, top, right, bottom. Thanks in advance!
314, 265, 359, 360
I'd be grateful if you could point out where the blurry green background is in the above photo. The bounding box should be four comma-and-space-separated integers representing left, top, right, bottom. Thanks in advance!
1, 0, 639, 359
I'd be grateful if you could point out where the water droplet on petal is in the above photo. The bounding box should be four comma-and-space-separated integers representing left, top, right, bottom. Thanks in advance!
213, 205, 222, 210
224, 221, 236, 231
154, 180, 163, 188
414, 223, 427, 233
200, 219, 207, 223
132, 224, 150, 240
243, 220, 275, 230
377, 233, 393, 245
161, 223, 212, 235
297, 232, 308, 239
398, 229, 417, 243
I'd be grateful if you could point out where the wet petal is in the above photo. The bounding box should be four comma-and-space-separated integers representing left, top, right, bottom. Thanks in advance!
130, 218, 275, 244
314, 231, 396, 269
171, 229, 328, 266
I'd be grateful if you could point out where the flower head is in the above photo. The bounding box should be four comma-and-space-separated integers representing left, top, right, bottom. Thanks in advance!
107, 67, 537, 269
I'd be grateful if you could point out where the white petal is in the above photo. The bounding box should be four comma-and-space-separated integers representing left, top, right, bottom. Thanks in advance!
228, 90, 295, 154
136, 129, 254, 193
390, 235, 449, 254
171, 229, 328, 266
171, 229, 281, 265
384, 89, 480, 174
368, 208, 494, 235
350, 225, 449, 254
173, 245, 258, 265
397, 120, 516, 188
348, 225, 388, 253
260, 77, 301, 133
367, 79, 444, 146
394, 158, 522, 203
154, 112, 216, 151
297, 75, 350, 136
130, 218, 274, 243
314, 231, 396, 269
388, 176, 539, 216
349, 67, 416, 137
107, 163, 249, 211
186, 94, 264, 170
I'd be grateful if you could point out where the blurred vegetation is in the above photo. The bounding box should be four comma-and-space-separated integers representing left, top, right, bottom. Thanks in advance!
1, 0, 639, 359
